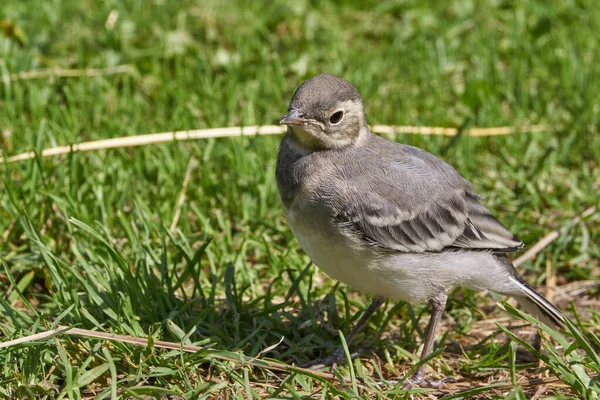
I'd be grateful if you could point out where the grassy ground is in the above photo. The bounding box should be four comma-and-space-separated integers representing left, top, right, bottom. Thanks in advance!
1, 0, 599, 398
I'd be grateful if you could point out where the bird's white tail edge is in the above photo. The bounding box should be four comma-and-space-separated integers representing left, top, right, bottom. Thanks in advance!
509, 276, 566, 328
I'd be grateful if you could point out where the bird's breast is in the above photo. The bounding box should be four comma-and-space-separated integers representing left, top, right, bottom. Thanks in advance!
283, 198, 421, 301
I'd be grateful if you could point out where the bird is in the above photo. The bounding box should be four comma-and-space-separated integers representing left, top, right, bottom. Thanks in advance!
275, 74, 565, 387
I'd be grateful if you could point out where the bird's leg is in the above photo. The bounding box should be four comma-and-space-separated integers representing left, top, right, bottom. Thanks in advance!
402, 292, 452, 389
304, 298, 384, 370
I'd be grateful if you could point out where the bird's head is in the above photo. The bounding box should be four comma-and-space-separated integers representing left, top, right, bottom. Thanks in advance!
280, 74, 369, 151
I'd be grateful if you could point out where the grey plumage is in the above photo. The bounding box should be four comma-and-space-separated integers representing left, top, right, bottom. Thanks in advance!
326, 138, 523, 253
276, 74, 565, 386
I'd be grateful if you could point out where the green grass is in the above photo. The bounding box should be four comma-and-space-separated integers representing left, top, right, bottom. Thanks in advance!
1, 0, 599, 398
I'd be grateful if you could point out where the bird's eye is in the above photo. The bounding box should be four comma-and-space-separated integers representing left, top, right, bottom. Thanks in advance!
329, 110, 344, 125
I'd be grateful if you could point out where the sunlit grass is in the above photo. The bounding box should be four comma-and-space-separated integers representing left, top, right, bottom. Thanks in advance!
1, 0, 599, 398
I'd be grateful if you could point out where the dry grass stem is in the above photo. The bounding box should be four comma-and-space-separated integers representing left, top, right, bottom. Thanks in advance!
0, 124, 553, 164
372, 124, 552, 137
0, 126, 283, 164
8, 64, 134, 81
546, 259, 556, 302
0, 326, 352, 384
513, 206, 596, 267
169, 157, 198, 232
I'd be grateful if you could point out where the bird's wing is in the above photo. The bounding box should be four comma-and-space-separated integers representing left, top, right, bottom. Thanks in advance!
452, 194, 523, 252
332, 145, 523, 253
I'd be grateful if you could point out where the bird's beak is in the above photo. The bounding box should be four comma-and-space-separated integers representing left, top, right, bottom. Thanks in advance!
280, 109, 305, 126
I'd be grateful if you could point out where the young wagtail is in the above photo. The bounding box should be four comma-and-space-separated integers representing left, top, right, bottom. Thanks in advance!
276, 74, 565, 387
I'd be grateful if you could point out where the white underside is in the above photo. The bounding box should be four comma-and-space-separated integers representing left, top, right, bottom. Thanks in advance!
286, 208, 519, 303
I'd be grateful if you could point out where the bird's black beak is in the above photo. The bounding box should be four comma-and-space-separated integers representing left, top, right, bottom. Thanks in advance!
280, 109, 305, 126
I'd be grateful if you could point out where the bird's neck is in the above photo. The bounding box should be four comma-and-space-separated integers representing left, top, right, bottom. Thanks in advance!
353, 127, 374, 147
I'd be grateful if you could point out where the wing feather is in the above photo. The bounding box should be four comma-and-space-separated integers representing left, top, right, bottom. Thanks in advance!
331, 145, 523, 253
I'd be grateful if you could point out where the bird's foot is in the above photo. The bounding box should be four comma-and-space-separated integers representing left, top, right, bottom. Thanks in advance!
301, 347, 360, 371
401, 374, 454, 389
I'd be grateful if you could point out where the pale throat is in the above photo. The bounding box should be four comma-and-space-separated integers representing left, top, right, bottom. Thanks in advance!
288, 125, 324, 150
290, 126, 361, 151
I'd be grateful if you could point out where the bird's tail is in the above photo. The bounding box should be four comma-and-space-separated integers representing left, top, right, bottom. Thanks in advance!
508, 275, 566, 328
